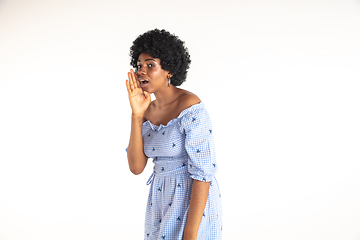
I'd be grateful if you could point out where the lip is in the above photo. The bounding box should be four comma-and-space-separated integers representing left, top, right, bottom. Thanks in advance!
140, 79, 149, 88
140, 81, 149, 88
139, 78, 149, 88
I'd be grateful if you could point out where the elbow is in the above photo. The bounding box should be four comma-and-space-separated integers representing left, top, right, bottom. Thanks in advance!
128, 160, 145, 175
130, 168, 143, 175
130, 167, 144, 175
127, 152, 147, 175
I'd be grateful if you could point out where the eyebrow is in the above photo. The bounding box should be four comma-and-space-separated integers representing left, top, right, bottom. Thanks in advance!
137, 58, 157, 62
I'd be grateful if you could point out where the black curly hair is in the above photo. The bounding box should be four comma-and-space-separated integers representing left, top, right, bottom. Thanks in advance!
130, 29, 191, 86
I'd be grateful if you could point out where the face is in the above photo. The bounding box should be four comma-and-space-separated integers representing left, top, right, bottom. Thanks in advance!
136, 52, 171, 93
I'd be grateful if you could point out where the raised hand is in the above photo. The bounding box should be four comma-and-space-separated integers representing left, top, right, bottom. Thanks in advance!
126, 69, 151, 117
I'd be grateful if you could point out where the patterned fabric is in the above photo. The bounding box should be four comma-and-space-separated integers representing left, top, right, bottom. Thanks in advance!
128, 102, 222, 240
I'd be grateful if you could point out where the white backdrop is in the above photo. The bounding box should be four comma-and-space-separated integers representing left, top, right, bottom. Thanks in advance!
1, 0, 360, 239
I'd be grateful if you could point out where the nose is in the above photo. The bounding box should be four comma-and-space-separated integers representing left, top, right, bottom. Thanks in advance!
137, 66, 146, 75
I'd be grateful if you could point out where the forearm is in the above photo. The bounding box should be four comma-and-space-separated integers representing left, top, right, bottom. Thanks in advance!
127, 114, 147, 175
183, 179, 210, 240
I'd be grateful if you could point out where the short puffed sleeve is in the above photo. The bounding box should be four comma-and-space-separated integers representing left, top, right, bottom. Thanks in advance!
180, 105, 218, 182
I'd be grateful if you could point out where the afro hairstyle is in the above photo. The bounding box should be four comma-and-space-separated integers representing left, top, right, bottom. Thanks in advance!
129, 29, 191, 86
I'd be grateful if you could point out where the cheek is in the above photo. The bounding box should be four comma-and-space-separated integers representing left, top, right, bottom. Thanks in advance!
151, 69, 167, 81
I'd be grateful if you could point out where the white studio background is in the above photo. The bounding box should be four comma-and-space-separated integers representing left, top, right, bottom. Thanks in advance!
0, 0, 359, 239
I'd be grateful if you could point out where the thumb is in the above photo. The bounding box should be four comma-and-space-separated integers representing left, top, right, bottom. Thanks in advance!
144, 91, 151, 99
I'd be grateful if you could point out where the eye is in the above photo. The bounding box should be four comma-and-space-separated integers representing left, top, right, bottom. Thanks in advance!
148, 63, 154, 68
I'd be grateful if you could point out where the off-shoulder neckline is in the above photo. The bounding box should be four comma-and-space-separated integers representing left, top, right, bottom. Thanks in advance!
143, 101, 204, 130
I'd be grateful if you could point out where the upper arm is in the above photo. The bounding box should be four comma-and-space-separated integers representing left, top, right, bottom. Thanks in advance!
179, 99, 217, 182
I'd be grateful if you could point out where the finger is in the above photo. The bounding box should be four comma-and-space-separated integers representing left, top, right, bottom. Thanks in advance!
126, 80, 131, 93
135, 70, 141, 88
129, 70, 136, 89
128, 72, 134, 90
131, 69, 140, 88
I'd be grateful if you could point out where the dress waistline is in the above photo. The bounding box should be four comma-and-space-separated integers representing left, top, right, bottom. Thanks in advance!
146, 166, 188, 185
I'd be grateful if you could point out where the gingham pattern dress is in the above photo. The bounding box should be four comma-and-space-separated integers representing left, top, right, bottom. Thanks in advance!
130, 102, 222, 240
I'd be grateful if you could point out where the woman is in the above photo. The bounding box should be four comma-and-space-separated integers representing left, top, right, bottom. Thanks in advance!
126, 29, 222, 240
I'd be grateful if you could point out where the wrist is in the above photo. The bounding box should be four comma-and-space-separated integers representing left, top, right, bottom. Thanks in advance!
131, 113, 144, 123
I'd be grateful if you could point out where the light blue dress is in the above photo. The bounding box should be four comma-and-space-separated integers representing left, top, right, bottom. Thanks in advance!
129, 102, 222, 240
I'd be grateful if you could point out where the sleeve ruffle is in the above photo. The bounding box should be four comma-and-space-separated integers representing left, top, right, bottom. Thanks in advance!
180, 106, 218, 182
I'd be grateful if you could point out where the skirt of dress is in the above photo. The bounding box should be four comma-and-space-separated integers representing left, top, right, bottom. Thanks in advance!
144, 161, 222, 240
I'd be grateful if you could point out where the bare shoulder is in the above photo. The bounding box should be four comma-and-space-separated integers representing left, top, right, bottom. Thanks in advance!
177, 89, 201, 112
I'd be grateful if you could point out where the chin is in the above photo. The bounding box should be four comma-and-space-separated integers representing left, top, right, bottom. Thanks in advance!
141, 86, 152, 93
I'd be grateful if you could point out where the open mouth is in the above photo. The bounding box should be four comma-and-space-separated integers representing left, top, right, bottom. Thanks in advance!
140, 79, 149, 87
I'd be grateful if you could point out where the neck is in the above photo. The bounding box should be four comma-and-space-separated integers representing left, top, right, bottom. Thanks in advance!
153, 85, 179, 107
